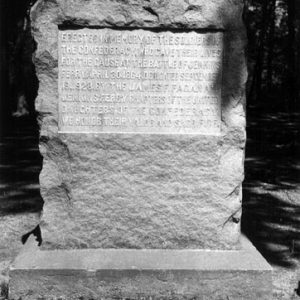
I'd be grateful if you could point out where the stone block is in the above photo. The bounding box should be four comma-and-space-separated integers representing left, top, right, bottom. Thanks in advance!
9, 236, 272, 300
30, 0, 247, 250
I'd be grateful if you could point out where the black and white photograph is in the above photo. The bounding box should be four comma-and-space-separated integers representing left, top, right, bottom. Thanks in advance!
0, 0, 299, 299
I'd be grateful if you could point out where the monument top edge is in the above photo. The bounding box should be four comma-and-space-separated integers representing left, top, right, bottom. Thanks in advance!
31, 0, 245, 31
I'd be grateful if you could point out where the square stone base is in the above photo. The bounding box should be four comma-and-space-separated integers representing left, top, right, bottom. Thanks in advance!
9, 236, 272, 300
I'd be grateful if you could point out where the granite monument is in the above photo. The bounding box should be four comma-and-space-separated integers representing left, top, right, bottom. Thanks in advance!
10, 0, 272, 299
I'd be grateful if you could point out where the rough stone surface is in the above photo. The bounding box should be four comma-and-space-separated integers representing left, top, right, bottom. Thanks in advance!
10, 236, 272, 300
0, 213, 40, 297
31, 0, 247, 250
0, 213, 40, 262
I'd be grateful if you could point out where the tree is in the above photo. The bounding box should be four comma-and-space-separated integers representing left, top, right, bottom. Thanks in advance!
286, 0, 296, 112
295, 0, 300, 106
248, 0, 269, 104
266, 0, 276, 91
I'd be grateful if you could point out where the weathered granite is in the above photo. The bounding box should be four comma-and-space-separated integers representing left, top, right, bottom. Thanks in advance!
9, 236, 273, 300
0, 213, 40, 262
31, 0, 247, 250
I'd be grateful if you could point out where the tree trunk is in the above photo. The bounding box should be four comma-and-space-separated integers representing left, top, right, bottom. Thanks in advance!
286, 0, 296, 112
0, 0, 10, 135
266, 0, 276, 92
249, 0, 269, 105
295, 0, 300, 108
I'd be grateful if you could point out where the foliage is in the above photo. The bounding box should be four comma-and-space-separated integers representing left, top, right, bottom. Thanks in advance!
245, 0, 299, 112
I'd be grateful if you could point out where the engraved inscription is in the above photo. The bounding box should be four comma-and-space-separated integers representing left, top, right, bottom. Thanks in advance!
58, 29, 223, 134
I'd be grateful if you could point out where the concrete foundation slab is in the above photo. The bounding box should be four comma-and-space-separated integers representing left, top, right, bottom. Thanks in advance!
9, 236, 272, 300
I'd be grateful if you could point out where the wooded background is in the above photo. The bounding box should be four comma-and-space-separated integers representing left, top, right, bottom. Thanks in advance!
245, 0, 300, 113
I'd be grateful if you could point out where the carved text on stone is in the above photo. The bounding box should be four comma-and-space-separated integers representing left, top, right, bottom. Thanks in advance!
58, 29, 223, 134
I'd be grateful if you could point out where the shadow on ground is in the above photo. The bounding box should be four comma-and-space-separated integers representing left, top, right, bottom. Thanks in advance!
0, 117, 43, 216
242, 107, 300, 269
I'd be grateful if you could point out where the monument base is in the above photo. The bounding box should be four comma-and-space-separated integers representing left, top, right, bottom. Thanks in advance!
10, 236, 272, 300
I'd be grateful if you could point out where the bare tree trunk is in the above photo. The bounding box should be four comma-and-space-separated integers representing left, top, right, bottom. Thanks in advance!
249, 0, 269, 104
295, 0, 300, 108
0, 0, 10, 135
266, 0, 276, 92
286, 0, 296, 112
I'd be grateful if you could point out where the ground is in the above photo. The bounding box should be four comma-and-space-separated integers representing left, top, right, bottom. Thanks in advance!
243, 106, 300, 299
0, 107, 299, 299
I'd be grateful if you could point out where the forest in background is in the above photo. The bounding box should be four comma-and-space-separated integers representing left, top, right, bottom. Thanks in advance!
245, 0, 300, 113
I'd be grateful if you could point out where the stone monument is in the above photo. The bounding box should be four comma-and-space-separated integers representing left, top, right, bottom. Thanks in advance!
10, 0, 272, 299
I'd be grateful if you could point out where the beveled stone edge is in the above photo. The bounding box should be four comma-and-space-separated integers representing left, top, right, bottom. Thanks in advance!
10, 235, 272, 272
